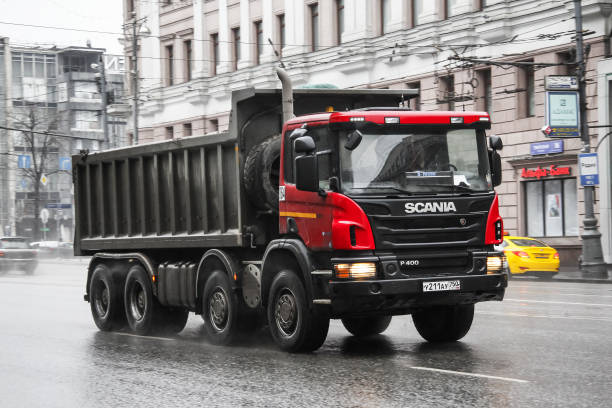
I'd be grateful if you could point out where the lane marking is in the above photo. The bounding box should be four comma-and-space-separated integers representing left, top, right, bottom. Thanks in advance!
504, 298, 612, 307
477, 310, 612, 322
410, 366, 529, 384
113, 332, 175, 341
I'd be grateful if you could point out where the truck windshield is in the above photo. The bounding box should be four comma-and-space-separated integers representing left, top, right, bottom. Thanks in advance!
340, 127, 492, 195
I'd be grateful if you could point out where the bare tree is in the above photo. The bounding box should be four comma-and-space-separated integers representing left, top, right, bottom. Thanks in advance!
11, 106, 60, 240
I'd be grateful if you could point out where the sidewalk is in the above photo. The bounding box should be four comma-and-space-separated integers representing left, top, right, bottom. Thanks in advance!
551, 266, 612, 284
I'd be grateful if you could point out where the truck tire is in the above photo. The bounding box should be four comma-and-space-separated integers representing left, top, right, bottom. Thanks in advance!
202, 270, 240, 345
267, 270, 330, 352
412, 304, 474, 343
341, 316, 392, 337
243, 135, 281, 213
90, 264, 124, 331
124, 264, 165, 335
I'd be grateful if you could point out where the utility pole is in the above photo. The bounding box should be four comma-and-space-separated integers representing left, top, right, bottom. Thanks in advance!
98, 54, 109, 148
131, 12, 139, 145
574, 0, 608, 277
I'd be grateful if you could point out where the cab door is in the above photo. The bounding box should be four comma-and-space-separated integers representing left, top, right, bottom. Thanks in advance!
279, 124, 337, 250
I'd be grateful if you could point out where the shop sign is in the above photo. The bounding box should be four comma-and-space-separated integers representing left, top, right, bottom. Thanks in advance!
530, 140, 564, 156
521, 164, 571, 179
579, 153, 599, 186
543, 91, 580, 138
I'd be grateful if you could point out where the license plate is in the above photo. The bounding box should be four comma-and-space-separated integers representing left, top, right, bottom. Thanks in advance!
423, 280, 461, 292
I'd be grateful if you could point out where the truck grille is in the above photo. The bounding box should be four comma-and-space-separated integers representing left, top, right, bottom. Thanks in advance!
371, 213, 485, 249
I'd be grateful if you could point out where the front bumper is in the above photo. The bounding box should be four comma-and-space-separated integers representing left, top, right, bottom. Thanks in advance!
325, 273, 507, 317
0, 259, 38, 270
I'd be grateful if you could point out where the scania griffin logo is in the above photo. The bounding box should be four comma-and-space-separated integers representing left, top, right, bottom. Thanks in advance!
404, 202, 457, 214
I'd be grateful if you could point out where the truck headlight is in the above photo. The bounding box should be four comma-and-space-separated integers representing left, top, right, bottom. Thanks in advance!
334, 262, 377, 279
486, 255, 503, 274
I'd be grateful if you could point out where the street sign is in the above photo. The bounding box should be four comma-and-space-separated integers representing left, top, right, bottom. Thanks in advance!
59, 157, 71, 171
18, 155, 31, 169
530, 140, 564, 156
40, 174, 48, 186
40, 228, 50, 232
40, 208, 49, 224
544, 91, 580, 138
46, 203, 72, 209
545, 75, 578, 91
579, 153, 599, 186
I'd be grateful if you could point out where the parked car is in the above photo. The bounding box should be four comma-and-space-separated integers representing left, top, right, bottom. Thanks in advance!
498, 236, 560, 279
0, 237, 38, 275
29, 241, 74, 258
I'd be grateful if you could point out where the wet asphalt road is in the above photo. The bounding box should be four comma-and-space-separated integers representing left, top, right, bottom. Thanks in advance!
1, 261, 611, 407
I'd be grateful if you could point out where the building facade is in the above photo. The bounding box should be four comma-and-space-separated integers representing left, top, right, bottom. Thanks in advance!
0, 39, 127, 240
124, 0, 612, 266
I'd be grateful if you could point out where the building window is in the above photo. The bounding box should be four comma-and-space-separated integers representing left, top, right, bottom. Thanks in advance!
254, 21, 263, 64
208, 118, 218, 134
277, 14, 286, 55
518, 62, 535, 118
406, 82, 421, 110
412, 0, 423, 26
445, 0, 458, 19
184, 40, 192, 81
165, 45, 174, 86
440, 75, 455, 110
476, 69, 492, 113
310, 3, 319, 52
381, 0, 391, 34
210, 33, 219, 75
336, 0, 344, 45
183, 123, 192, 137
524, 178, 578, 237
232, 27, 241, 70
127, 0, 135, 14
166, 126, 174, 140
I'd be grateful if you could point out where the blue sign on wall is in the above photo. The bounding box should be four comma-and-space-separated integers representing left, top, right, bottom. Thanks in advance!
17, 155, 31, 169
530, 140, 564, 156
59, 157, 71, 171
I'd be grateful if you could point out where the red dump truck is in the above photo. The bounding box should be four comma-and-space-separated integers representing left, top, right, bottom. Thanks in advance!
75, 70, 506, 352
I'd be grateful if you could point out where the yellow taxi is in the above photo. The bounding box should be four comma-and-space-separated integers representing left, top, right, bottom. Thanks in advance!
499, 236, 560, 279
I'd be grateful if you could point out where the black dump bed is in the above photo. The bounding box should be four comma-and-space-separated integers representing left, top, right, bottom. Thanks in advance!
73, 87, 415, 255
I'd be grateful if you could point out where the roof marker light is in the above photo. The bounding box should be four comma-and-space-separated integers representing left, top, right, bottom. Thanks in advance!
450, 117, 464, 124
350, 117, 365, 122
479, 117, 490, 122
385, 117, 400, 124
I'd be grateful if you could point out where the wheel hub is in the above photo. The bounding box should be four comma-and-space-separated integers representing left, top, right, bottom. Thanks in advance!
130, 283, 146, 321
275, 291, 297, 335
94, 284, 109, 317
209, 288, 228, 331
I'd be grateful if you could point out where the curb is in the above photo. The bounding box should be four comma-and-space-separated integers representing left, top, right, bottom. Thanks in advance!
552, 277, 612, 285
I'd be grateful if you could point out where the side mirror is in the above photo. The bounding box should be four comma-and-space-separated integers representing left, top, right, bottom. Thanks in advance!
344, 130, 363, 151
489, 135, 503, 150
489, 150, 502, 187
294, 136, 315, 154
295, 155, 318, 192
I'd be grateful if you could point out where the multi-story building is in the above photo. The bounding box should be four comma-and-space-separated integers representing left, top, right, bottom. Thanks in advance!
124, 0, 612, 267
0, 38, 127, 240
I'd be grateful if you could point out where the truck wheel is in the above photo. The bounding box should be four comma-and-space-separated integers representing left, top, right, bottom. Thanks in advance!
267, 270, 330, 352
341, 316, 392, 337
202, 270, 240, 345
243, 135, 281, 213
412, 304, 474, 343
90, 264, 124, 331
124, 264, 164, 335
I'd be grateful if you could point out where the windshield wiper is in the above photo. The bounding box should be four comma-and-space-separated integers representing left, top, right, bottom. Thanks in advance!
352, 186, 416, 195
416, 183, 474, 192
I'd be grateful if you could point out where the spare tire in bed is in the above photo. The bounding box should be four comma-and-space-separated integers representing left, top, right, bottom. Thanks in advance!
243, 135, 281, 212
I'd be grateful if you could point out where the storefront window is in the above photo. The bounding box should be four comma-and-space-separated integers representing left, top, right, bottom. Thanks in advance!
524, 178, 578, 237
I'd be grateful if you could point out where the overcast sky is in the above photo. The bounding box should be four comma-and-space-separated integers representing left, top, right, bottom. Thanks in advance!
0, 0, 124, 54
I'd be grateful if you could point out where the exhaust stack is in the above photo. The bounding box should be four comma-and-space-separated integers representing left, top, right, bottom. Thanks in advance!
276, 67, 294, 123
